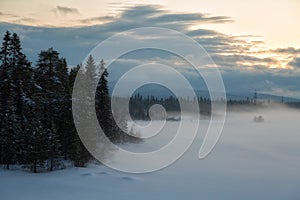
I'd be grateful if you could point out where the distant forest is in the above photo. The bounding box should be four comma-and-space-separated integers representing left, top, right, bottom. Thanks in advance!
127, 91, 300, 120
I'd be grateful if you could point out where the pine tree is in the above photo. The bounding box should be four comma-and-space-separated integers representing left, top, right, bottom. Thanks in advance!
68, 64, 92, 166
10, 34, 34, 165
0, 31, 11, 167
24, 103, 48, 173
53, 58, 72, 160
0, 31, 34, 169
34, 48, 64, 171
72, 56, 114, 165
80, 55, 100, 156
96, 59, 114, 140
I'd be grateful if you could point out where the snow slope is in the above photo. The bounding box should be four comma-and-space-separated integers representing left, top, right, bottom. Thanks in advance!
1, 108, 300, 200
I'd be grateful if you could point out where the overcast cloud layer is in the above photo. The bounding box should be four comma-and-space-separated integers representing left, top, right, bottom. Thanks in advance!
0, 5, 299, 98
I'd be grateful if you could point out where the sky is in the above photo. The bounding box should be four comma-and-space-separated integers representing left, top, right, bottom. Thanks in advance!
0, 0, 300, 98
1, 0, 300, 48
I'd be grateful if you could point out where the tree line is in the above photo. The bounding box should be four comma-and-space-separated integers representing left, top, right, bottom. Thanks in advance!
0, 31, 132, 173
127, 92, 289, 119
128, 94, 211, 119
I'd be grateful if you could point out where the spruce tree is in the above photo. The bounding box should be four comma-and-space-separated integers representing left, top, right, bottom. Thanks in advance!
53, 58, 72, 160
96, 59, 114, 140
34, 48, 63, 171
0, 31, 11, 167
0, 31, 34, 169
0, 31, 20, 169
24, 102, 48, 173
10, 34, 34, 165
73, 56, 114, 165
69, 64, 92, 166
81, 55, 99, 156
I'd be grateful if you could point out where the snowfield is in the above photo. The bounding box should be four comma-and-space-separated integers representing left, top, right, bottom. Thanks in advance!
1, 108, 300, 200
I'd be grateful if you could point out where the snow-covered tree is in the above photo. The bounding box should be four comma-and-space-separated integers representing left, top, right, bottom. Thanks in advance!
0, 31, 33, 169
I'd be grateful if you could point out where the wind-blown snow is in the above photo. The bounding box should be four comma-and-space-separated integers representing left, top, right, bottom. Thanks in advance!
1, 108, 299, 200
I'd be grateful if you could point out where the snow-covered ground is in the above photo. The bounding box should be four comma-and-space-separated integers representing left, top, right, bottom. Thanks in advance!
1, 108, 300, 200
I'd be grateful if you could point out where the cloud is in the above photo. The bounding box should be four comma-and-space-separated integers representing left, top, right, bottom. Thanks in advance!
0, 11, 19, 18
0, 5, 282, 71
288, 57, 300, 69
80, 16, 115, 24
187, 29, 221, 37
52, 6, 80, 16
115, 5, 232, 30
1, 5, 299, 98
210, 54, 278, 70
0, 5, 280, 70
118, 5, 232, 24
148, 13, 232, 25
78, 5, 232, 28
120, 5, 163, 19
271, 47, 300, 54
12, 17, 39, 24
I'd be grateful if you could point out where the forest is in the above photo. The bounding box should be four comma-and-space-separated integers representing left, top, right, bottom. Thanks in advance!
0, 31, 136, 173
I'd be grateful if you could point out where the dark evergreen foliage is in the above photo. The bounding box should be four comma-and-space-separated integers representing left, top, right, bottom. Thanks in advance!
69, 63, 92, 167
0, 32, 112, 172
0, 31, 33, 170
96, 59, 114, 140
